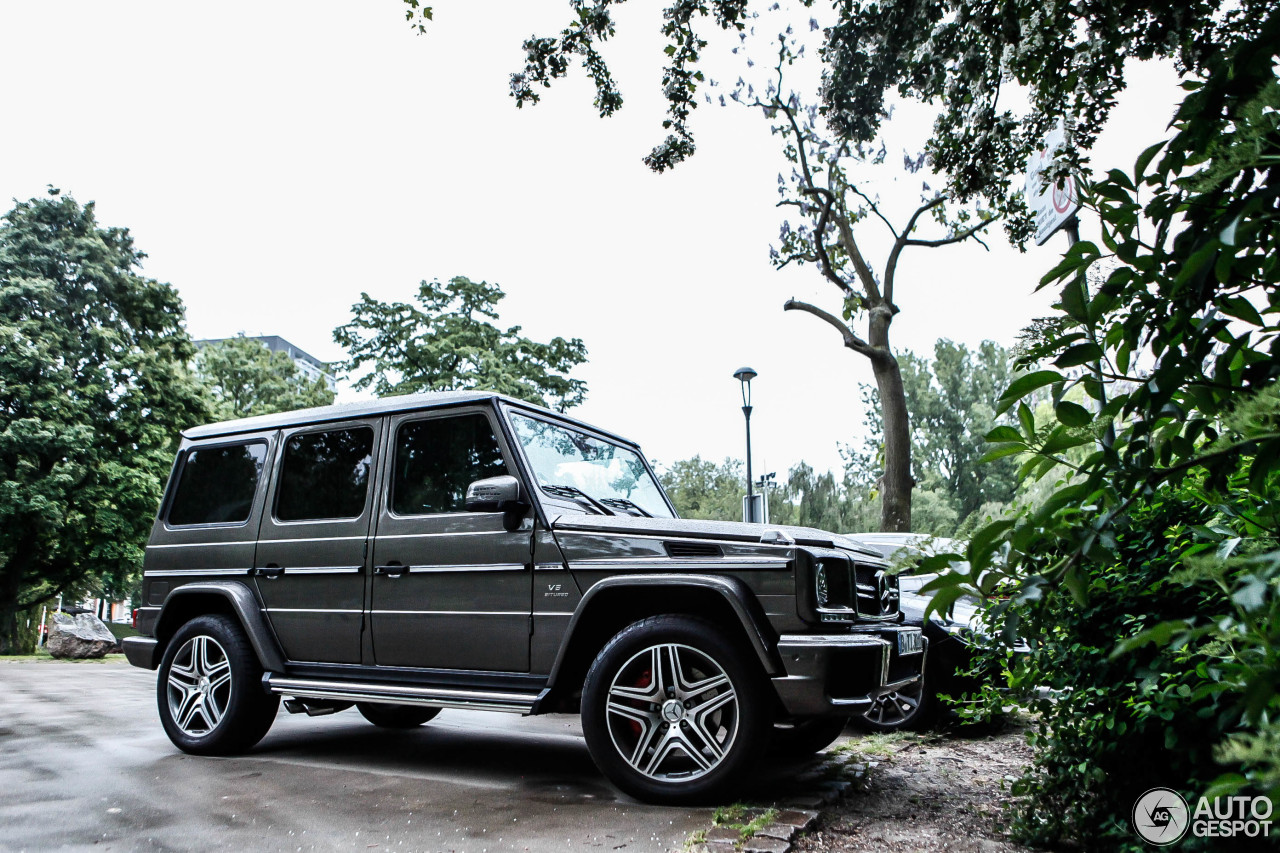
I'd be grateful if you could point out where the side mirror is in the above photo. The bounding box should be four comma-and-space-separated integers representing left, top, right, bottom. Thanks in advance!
465, 475, 526, 512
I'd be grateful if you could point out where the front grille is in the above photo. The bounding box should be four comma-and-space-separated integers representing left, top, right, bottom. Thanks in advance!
815, 556, 898, 621
854, 561, 898, 618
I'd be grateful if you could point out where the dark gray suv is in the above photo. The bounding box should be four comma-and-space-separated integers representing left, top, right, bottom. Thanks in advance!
125, 392, 924, 803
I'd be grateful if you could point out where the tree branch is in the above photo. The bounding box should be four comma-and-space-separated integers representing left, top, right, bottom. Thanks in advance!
783, 298, 878, 359
903, 214, 1000, 248
847, 183, 899, 240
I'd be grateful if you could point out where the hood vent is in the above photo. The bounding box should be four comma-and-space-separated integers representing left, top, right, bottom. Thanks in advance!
664, 541, 723, 559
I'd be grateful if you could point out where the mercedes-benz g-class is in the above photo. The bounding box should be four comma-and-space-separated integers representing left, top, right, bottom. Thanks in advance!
125, 392, 924, 803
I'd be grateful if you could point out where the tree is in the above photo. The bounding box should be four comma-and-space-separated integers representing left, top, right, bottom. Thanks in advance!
474, 1, 1268, 213
767, 461, 874, 533
658, 455, 745, 520
660, 454, 878, 531
846, 339, 1019, 532
750, 40, 997, 532
0, 191, 207, 653
919, 13, 1280, 845
333, 275, 589, 411
194, 336, 335, 421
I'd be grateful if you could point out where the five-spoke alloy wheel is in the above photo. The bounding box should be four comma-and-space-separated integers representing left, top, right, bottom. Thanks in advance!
157, 615, 279, 755
858, 676, 933, 731
582, 615, 767, 803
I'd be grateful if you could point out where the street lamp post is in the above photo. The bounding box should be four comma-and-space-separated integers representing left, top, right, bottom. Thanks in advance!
733, 367, 758, 522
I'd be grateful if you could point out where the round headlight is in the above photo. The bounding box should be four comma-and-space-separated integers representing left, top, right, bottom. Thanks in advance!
815, 563, 829, 607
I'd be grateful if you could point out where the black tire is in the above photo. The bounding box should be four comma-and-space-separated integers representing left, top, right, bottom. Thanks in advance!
356, 703, 441, 728
581, 615, 769, 804
156, 614, 279, 755
770, 715, 850, 759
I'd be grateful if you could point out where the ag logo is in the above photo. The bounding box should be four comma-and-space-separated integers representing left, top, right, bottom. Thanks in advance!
1133, 787, 1189, 845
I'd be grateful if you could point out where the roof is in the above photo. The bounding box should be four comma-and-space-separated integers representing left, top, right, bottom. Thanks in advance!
181, 390, 639, 448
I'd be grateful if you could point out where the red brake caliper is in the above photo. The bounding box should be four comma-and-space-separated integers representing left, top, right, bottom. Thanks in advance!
627, 669, 652, 737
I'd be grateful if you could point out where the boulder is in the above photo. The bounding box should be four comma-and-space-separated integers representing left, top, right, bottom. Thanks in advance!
47, 612, 118, 659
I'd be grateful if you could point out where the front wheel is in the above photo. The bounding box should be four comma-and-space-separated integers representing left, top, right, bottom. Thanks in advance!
581, 615, 769, 804
157, 615, 279, 755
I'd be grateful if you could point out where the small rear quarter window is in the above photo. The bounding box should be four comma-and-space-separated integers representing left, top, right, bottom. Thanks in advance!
168, 441, 268, 526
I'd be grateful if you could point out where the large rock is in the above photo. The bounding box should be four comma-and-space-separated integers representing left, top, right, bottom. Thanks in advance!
47, 612, 118, 659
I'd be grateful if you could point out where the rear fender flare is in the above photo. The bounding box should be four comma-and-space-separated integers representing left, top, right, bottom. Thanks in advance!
153, 581, 286, 673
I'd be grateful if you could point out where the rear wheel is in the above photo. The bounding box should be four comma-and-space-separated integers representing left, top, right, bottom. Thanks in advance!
356, 703, 441, 728
157, 615, 279, 755
581, 615, 768, 804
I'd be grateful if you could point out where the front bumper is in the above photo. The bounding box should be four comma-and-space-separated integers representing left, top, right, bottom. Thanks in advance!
770, 627, 927, 717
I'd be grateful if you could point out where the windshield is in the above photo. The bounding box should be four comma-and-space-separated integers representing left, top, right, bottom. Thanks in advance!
508, 413, 674, 518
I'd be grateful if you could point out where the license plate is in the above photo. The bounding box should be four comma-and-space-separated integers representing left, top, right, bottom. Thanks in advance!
898, 629, 923, 655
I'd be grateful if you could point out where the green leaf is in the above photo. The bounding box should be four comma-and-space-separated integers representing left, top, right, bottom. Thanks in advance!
1018, 401, 1036, 440
980, 443, 1027, 463
1064, 563, 1088, 605
985, 425, 1024, 443
1055, 400, 1092, 427
1056, 342, 1103, 368
997, 371, 1063, 415
1249, 438, 1280, 494
1219, 295, 1264, 326
969, 519, 1015, 569
1112, 619, 1198, 657
921, 584, 968, 623
1134, 141, 1167, 179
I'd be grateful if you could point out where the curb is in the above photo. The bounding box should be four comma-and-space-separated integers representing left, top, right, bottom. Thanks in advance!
686, 750, 876, 853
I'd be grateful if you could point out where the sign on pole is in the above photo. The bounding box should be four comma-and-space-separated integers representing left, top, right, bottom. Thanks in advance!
1024, 123, 1081, 245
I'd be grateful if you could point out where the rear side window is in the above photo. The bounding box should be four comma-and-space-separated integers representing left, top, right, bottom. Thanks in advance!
276, 427, 375, 521
168, 442, 268, 526
392, 413, 507, 515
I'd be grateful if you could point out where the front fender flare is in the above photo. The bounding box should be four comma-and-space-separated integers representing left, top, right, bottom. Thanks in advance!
545, 573, 782, 691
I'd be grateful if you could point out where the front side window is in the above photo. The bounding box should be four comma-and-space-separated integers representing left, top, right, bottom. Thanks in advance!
392, 413, 507, 516
168, 441, 268, 526
509, 413, 673, 518
275, 427, 375, 522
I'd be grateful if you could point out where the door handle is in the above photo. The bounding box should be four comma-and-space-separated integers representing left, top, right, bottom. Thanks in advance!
374, 563, 409, 578
253, 564, 285, 579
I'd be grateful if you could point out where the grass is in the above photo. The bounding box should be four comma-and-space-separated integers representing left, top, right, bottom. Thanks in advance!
702, 803, 780, 847
833, 730, 919, 758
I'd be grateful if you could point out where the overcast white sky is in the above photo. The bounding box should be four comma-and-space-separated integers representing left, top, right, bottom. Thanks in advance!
0, 2, 1182, 479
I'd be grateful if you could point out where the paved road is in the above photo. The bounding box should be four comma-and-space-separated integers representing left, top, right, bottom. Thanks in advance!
0, 659, 714, 853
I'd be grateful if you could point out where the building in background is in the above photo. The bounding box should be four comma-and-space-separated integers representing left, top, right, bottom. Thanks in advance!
195, 335, 337, 390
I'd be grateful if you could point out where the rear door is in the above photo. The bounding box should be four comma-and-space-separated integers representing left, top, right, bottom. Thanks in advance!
253, 418, 381, 664
369, 406, 532, 671
145, 432, 276, 600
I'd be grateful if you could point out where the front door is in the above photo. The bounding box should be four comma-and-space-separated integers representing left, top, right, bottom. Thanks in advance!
254, 418, 381, 664
369, 407, 533, 672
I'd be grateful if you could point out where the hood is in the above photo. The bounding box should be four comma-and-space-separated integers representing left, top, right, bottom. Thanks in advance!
550, 513, 884, 559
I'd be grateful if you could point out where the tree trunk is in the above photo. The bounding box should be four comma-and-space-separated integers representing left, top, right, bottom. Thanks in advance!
868, 304, 912, 532
0, 575, 35, 655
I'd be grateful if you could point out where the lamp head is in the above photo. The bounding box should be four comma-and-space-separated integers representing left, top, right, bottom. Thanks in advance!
732, 366, 757, 408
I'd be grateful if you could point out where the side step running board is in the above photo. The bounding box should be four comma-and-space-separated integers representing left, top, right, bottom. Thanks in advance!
263, 674, 542, 715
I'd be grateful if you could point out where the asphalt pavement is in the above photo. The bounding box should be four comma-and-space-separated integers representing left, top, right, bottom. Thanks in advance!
0, 659, 715, 852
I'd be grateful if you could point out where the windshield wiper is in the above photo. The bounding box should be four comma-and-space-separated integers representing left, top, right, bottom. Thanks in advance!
541, 484, 615, 515
599, 497, 653, 518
